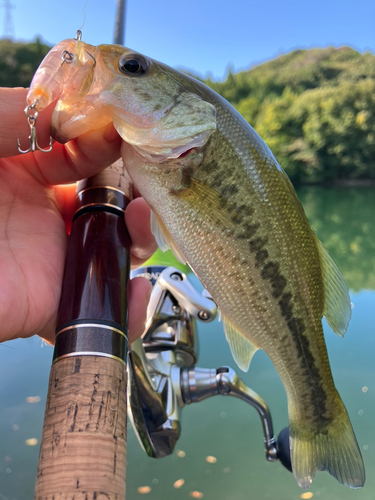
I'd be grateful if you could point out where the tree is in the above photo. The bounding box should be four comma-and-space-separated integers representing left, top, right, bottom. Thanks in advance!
0, 38, 51, 88
205, 47, 375, 183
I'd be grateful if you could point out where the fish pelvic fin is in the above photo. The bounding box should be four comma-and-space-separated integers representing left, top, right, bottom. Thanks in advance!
223, 316, 259, 372
290, 408, 365, 489
315, 237, 352, 337
150, 209, 186, 265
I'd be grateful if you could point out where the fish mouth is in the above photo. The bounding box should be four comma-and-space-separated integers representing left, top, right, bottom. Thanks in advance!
129, 129, 214, 162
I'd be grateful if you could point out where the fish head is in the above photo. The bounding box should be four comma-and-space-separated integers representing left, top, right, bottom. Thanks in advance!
51, 42, 217, 160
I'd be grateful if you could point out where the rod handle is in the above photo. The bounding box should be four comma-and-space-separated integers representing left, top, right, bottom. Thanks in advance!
34, 355, 127, 499
35, 170, 132, 499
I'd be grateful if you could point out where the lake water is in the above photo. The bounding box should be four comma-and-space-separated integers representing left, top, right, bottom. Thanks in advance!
1, 186, 375, 500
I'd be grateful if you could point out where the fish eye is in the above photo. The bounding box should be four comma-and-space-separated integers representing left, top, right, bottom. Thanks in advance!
118, 54, 148, 76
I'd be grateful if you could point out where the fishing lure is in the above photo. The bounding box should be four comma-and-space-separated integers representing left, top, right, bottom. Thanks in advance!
17, 31, 82, 154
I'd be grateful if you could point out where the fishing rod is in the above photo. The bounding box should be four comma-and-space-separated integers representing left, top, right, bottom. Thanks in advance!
34, 162, 132, 498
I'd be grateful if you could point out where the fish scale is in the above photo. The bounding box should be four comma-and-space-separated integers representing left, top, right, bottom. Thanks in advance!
39, 40, 365, 490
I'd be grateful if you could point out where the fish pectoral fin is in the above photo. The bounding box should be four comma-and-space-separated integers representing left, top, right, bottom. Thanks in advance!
223, 316, 259, 372
150, 210, 186, 265
315, 237, 351, 337
151, 209, 169, 252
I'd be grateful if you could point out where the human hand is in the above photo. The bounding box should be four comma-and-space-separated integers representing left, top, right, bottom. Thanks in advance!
0, 87, 157, 344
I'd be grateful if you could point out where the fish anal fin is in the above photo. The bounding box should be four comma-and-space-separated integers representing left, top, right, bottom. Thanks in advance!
315, 237, 351, 337
223, 316, 259, 372
150, 210, 186, 265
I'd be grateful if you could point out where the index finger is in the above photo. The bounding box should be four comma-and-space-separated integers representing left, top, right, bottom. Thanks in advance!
1, 87, 122, 185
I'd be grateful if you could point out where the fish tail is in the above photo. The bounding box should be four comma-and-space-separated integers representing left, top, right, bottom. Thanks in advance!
290, 409, 365, 489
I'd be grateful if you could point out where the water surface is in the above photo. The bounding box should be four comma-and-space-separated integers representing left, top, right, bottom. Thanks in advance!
1, 187, 375, 500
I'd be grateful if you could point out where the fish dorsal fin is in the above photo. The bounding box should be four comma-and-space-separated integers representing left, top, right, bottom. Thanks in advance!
150, 210, 186, 265
223, 316, 259, 372
315, 237, 351, 337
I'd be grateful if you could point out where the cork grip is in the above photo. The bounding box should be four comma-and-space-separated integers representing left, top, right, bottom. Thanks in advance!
34, 355, 127, 499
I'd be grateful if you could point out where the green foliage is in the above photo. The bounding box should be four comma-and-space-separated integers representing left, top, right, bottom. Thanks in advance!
0, 38, 51, 88
205, 47, 375, 184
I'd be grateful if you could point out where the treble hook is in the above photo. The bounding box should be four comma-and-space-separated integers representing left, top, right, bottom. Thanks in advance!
17, 100, 53, 154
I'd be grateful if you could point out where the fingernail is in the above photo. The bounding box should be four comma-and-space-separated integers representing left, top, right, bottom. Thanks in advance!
103, 123, 120, 143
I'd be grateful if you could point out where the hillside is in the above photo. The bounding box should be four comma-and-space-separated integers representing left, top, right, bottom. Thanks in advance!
205, 47, 375, 183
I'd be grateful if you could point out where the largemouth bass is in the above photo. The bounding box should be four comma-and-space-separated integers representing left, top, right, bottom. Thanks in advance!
29, 39, 365, 489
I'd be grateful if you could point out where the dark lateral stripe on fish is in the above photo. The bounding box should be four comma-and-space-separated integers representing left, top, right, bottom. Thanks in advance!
219, 194, 331, 428
253, 250, 331, 428
236, 223, 260, 240
231, 212, 245, 224
182, 166, 331, 427
286, 317, 332, 430
255, 249, 269, 267
249, 237, 268, 253
279, 292, 293, 318
261, 262, 287, 299
222, 184, 239, 196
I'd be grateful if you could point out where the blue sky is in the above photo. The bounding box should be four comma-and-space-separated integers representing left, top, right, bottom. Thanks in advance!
5, 0, 375, 79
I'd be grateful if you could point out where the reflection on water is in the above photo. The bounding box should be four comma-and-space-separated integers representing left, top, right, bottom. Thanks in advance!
1, 187, 375, 500
298, 187, 375, 292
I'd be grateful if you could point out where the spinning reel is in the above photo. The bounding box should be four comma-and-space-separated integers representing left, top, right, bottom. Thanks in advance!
129, 254, 292, 473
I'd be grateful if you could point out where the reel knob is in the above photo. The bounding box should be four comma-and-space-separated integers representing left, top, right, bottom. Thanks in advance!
276, 427, 292, 472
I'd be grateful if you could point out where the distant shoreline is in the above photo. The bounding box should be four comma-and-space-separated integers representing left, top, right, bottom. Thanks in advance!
298, 179, 375, 187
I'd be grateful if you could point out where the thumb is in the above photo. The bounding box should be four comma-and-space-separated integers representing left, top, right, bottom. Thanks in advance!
2, 87, 122, 185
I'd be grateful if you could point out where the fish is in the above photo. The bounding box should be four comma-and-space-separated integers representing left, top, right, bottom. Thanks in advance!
28, 39, 365, 489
